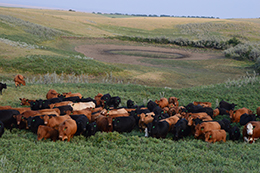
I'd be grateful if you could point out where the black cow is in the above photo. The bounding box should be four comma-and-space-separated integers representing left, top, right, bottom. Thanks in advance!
240, 113, 257, 126
85, 122, 98, 137
146, 121, 169, 139
185, 103, 213, 117
217, 118, 231, 132
70, 114, 89, 136
127, 99, 135, 108
101, 93, 111, 109
0, 109, 20, 130
110, 96, 121, 109
113, 116, 136, 133
228, 126, 241, 141
0, 121, 4, 137
172, 118, 191, 140
147, 100, 158, 112
219, 100, 237, 111
0, 83, 7, 95
62, 96, 81, 102
26, 116, 44, 133
56, 105, 73, 115
215, 107, 230, 116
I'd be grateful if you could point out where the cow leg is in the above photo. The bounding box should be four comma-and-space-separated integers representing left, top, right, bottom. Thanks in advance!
144, 128, 148, 137
244, 137, 249, 143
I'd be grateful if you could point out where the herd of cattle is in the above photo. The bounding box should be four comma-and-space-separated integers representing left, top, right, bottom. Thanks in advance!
0, 75, 260, 144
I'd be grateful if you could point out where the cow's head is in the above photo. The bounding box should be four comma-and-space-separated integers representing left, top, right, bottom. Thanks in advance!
246, 123, 254, 135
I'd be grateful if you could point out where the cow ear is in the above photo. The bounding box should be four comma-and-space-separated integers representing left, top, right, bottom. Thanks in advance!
19, 98, 22, 100
40, 116, 44, 119
13, 115, 17, 118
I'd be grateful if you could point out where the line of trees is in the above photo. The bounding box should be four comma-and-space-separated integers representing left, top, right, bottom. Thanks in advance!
92, 12, 219, 19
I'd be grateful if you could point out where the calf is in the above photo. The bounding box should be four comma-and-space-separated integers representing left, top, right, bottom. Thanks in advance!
205, 129, 226, 143
14, 74, 26, 87
72, 109, 92, 121
160, 115, 180, 131
0, 121, 4, 137
113, 116, 136, 133
0, 82, 7, 95
58, 119, 77, 142
138, 112, 155, 131
240, 113, 257, 126
213, 107, 229, 118
243, 121, 260, 143
37, 125, 59, 142
55, 105, 73, 115
110, 96, 121, 109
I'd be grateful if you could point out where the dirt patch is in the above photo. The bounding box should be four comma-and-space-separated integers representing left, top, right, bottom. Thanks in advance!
75, 44, 223, 66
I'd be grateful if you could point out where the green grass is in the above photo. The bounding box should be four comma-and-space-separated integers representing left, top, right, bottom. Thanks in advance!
1, 80, 260, 172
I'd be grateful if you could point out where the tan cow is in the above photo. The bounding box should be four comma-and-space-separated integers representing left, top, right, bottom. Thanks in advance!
14, 74, 26, 87
205, 129, 226, 143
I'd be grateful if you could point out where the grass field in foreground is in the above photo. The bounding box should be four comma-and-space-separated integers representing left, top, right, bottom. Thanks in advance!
1, 78, 260, 172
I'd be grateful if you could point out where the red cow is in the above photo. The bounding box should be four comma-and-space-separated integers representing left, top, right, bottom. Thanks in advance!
62, 92, 82, 99
243, 121, 260, 143
194, 121, 221, 139
94, 93, 103, 106
205, 129, 226, 143
168, 97, 179, 107
37, 125, 59, 142
46, 89, 60, 99
229, 107, 253, 123
14, 74, 26, 87
58, 119, 77, 142
155, 97, 169, 109
19, 98, 36, 106
96, 115, 113, 132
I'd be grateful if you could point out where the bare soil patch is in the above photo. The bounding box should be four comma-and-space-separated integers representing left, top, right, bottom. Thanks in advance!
75, 44, 223, 66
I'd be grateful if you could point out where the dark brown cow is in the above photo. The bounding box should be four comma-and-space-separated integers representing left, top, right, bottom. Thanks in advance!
12, 107, 31, 114
19, 98, 36, 106
37, 125, 59, 142
14, 74, 26, 87
168, 97, 179, 107
194, 121, 221, 139
94, 93, 103, 106
46, 89, 60, 100
229, 107, 253, 123
58, 119, 77, 142
205, 129, 226, 143
243, 121, 260, 143
96, 115, 113, 132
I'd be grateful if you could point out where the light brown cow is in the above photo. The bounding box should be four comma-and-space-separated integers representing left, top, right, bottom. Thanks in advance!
155, 97, 169, 109
14, 74, 26, 87
62, 92, 82, 99
68, 102, 95, 111
194, 121, 221, 139
243, 121, 260, 143
138, 112, 155, 131
100, 108, 128, 115
205, 129, 226, 143
193, 101, 212, 108
229, 107, 253, 123
58, 119, 77, 142
37, 125, 59, 142
46, 89, 60, 99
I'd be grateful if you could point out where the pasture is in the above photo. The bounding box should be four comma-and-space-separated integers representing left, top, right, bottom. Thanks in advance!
1, 6, 260, 172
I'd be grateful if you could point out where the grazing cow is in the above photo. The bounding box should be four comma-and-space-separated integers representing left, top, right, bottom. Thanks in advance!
168, 97, 179, 107
205, 130, 226, 143
37, 125, 59, 142
68, 102, 95, 111
240, 113, 257, 126
228, 126, 241, 141
14, 74, 26, 87
0, 82, 7, 95
96, 115, 113, 132
0, 121, 4, 138
46, 89, 60, 99
58, 119, 77, 142
70, 114, 89, 136
62, 92, 82, 99
229, 107, 253, 123
172, 118, 191, 140
194, 121, 221, 139
113, 116, 136, 133
26, 116, 44, 133
0, 109, 20, 129
219, 100, 237, 111
19, 98, 36, 106
193, 101, 212, 108
86, 122, 98, 137
147, 121, 169, 139
243, 121, 260, 143
42, 114, 71, 129
155, 97, 169, 109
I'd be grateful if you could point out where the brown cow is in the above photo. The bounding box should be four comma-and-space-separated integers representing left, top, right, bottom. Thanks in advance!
138, 112, 155, 131
243, 121, 260, 143
229, 107, 253, 123
193, 101, 212, 108
205, 129, 226, 143
46, 89, 60, 99
0, 106, 12, 110
58, 119, 77, 142
168, 97, 179, 107
62, 92, 82, 99
72, 109, 92, 121
256, 107, 260, 117
94, 93, 103, 106
38, 108, 60, 116
14, 74, 26, 87
96, 115, 113, 132
49, 101, 73, 109
37, 125, 59, 142
19, 98, 36, 106
12, 107, 31, 114
160, 115, 180, 131
186, 112, 211, 126
155, 97, 169, 109
194, 121, 221, 139
42, 114, 71, 129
